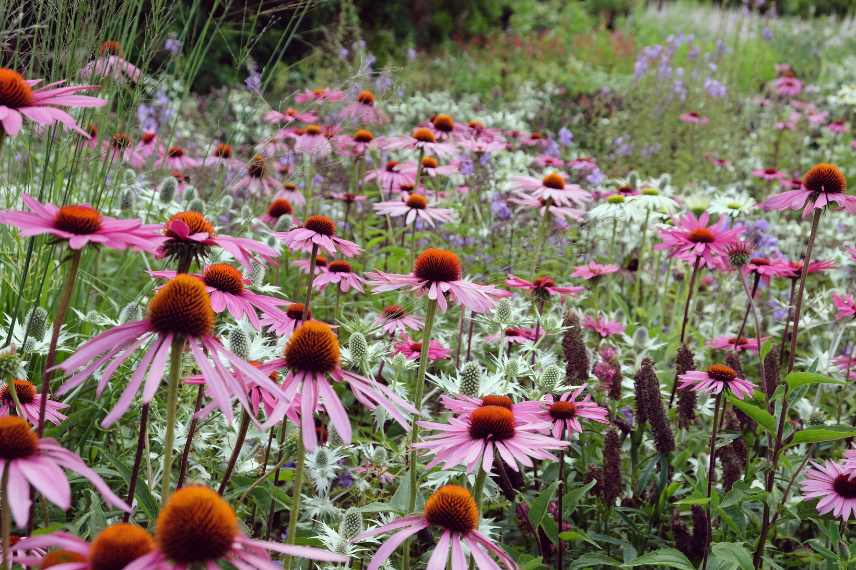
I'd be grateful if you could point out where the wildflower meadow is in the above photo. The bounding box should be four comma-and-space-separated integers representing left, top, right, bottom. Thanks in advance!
2, 1, 856, 568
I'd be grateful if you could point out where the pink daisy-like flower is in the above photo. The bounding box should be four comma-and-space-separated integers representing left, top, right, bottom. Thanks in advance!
485, 327, 540, 345
827, 120, 848, 135
149, 263, 290, 330
752, 167, 785, 182
313, 259, 366, 293
440, 394, 543, 423
743, 257, 795, 283
679, 112, 709, 125
510, 172, 591, 207
568, 156, 598, 172
800, 460, 856, 521
259, 197, 295, 227
833, 354, 856, 381
707, 336, 768, 352
13, 524, 155, 570
402, 156, 459, 179
394, 335, 450, 361
260, 303, 313, 337
678, 363, 755, 400
0, 416, 129, 526
583, 315, 625, 338
79, 41, 142, 83
378, 127, 456, 159
55, 276, 285, 426
201, 143, 244, 169
0, 68, 107, 137
364, 160, 416, 195
845, 246, 856, 263
367, 248, 505, 313
276, 215, 361, 257
506, 274, 582, 298
786, 258, 837, 276
232, 155, 280, 196
373, 193, 454, 227
655, 212, 742, 269
292, 124, 332, 158
373, 305, 424, 335
294, 254, 328, 275
832, 292, 856, 320
572, 263, 620, 280
0, 379, 66, 426
276, 181, 306, 207
0, 193, 161, 252
294, 87, 345, 104
762, 163, 856, 216
135, 131, 158, 158
155, 145, 200, 170
415, 404, 567, 474
534, 388, 609, 439
124, 486, 346, 569
508, 195, 584, 223
263, 106, 317, 125
773, 76, 802, 97
333, 128, 378, 157
533, 154, 565, 169
339, 89, 388, 124
102, 131, 146, 168
258, 321, 417, 450
356, 485, 518, 570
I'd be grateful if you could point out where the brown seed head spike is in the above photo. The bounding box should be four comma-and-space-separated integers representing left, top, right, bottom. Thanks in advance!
156, 486, 238, 564
0, 416, 38, 460
804, 163, 846, 194
88, 523, 155, 570
0, 68, 34, 108
424, 485, 478, 533
284, 320, 340, 374
413, 248, 461, 282
148, 275, 215, 338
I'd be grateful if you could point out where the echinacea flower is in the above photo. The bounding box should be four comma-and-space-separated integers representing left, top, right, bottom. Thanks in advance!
752, 168, 785, 182
394, 335, 450, 361
55, 275, 285, 426
156, 145, 200, 170
259, 197, 295, 227
14, 523, 154, 570
402, 156, 459, 178
103, 131, 146, 168
313, 259, 366, 293
510, 172, 590, 207
277, 181, 306, 207
773, 76, 802, 97
356, 485, 517, 570
259, 320, 417, 450
124, 486, 347, 569
833, 354, 856, 381
339, 89, 387, 124
534, 388, 609, 439
762, 163, 855, 216
0, 194, 160, 252
79, 41, 142, 83
0, 68, 107, 136
373, 305, 424, 335
0, 416, 129, 526
263, 106, 317, 125
367, 248, 505, 313
485, 327, 540, 344
582, 315, 625, 338
0, 379, 66, 426
156, 210, 278, 269
655, 212, 741, 269
508, 195, 584, 223
292, 124, 332, 158
800, 460, 856, 521
333, 128, 378, 156
232, 155, 279, 195
571, 263, 620, 280
506, 274, 582, 299
379, 128, 456, 159
150, 264, 290, 330
415, 404, 567, 473
707, 336, 768, 352
135, 131, 158, 158
295, 87, 345, 104
201, 143, 243, 169
439, 394, 542, 423
373, 194, 454, 227
276, 215, 361, 257
832, 292, 856, 320
678, 364, 755, 399
679, 112, 709, 125
364, 161, 415, 195
260, 303, 311, 336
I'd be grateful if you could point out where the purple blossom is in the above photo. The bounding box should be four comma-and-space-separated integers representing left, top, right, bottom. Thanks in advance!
407, 48, 417, 61
559, 127, 574, 146
491, 198, 511, 221
458, 159, 474, 177
338, 47, 350, 60
704, 78, 727, 98
245, 71, 262, 92
164, 36, 182, 55
586, 169, 605, 186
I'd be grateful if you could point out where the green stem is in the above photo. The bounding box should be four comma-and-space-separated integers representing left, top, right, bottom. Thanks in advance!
285, 431, 306, 570
532, 208, 552, 275
302, 244, 319, 320
160, 336, 185, 503
634, 209, 651, 305
218, 409, 251, 495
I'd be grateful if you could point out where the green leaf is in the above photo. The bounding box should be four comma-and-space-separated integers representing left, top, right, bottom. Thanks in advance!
726, 394, 776, 434
674, 496, 710, 506
622, 548, 695, 570
528, 481, 559, 530
541, 514, 559, 543
759, 338, 774, 362
563, 479, 597, 517
711, 542, 754, 570
786, 425, 856, 447
569, 552, 622, 569
784, 371, 845, 389
560, 529, 601, 548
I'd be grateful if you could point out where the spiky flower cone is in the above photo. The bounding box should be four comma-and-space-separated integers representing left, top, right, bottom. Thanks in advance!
562, 311, 589, 382
637, 359, 675, 454
676, 345, 696, 428
460, 361, 481, 397
763, 346, 780, 399
602, 429, 622, 505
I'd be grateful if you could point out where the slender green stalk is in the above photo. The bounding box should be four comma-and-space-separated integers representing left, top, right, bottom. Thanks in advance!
160, 336, 186, 503
302, 244, 319, 320
701, 392, 723, 570
284, 431, 306, 570
786, 208, 822, 373
218, 409, 252, 495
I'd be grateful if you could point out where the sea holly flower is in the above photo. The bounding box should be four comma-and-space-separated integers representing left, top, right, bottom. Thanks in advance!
276, 215, 361, 257
534, 388, 609, 439
678, 364, 756, 400
0, 68, 107, 136
655, 212, 741, 269
510, 172, 591, 207
800, 460, 856, 522
762, 163, 855, 216
15, 523, 154, 569
0, 379, 66, 426
373, 194, 455, 227
0, 416, 129, 526
373, 305, 424, 335
0, 194, 161, 252
357, 485, 517, 570
55, 275, 285, 426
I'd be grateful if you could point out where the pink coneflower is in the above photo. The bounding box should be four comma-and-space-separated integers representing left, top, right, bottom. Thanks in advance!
0, 416, 128, 526
0, 68, 106, 136
339, 89, 387, 124
0, 194, 160, 252
832, 292, 856, 320
762, 163, 856, 215
508, 195, 584, 223
440, 394, 542, 423
457, 137, 506, 155
743, 257, 795, 283
80, 41, 142, 83
678, 364, 755, 400
800, 461, 856, 521
333, 128, 378, 156
533, 154, 564, 169
260, 303, 312, 336
276, 215, 361, 257
155, 210, 278, 269
295, 87, 345, 104
135, 131, 158, 158
276, 181, 306, 207
355, 485, 517, 570
329, 191, 368, 207
379, 127, 456, 159
185, 361, 284, 423
833, 354, 856, 381
0, 379, 66, 426
373, 305, 424, 335
258, 321, 416, 450
505, 274, 582, 298
415, 404, 566, 473
846, 246, 856, 264
55, 275, 285, 426
582, 315, 625, 338
510, 172, 591, 207
827, 120, 848, 135
364, 160, 416, 194
773, 76, 802, 97
125, 486, 346, 569
292, 124, 332, 158
373, 193, 455, 227
572, 262, 620, 280
366, 248, 504, 313
232, 155, 279, 195
263, 106, 317, 125
655, 212, 742, 269
149, 263, 290, 330
259, 197, 295, 227
568, 156, 598, 171
422, 113, 468, 141
313, 259, 366, 293
752, 167, 785, 182
402, 156, 458, 178
707, 336, 768, 352
156, 145, 200, 170
201, 143, 243, 169
679, 112, 709, 125
485, 327, 540, 345
394, 335, 450, 361
294, 254, 328, 275
786, 258, 837, 276
534, 388, 609, 439
14, 524, 154, 570
102, 131, 146, 168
